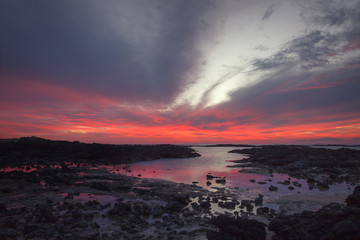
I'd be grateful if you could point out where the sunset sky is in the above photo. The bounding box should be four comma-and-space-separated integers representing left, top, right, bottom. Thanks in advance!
1, 0, 360, 144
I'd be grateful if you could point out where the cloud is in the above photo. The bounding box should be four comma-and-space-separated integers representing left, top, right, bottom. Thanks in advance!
0, 0, 215, 103
0, 0, 359, 144
261, 4, 276, 21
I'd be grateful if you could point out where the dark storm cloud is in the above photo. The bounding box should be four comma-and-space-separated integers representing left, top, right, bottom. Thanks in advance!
0, 0, 213, 103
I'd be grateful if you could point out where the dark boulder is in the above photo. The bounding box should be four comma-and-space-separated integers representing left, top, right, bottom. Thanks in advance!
207, 215, 266, 240
269, 185, 278, 191
215, 178, 226, 185
218, 201, 236, 210
254, 194, 263, 206
346, 186, 360, 207
200, 201, 211, 209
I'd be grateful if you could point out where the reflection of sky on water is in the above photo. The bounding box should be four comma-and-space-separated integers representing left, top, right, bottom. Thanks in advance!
102, 146, 356, 201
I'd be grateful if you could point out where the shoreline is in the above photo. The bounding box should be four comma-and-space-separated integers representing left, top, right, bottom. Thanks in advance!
1, 138, 360, 239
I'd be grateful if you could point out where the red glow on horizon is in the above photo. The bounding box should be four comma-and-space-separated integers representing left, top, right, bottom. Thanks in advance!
1, 73, 360, 145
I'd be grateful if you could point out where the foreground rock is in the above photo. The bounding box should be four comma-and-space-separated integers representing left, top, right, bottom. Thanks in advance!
207, 215, 266, 240
269, 186, 360, 240
0, 165, 271, 240
229, 145, 360, 184
0, 137, 200, 167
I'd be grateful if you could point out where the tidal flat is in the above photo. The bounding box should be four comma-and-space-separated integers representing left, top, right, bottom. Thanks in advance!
1, 137, 360, 240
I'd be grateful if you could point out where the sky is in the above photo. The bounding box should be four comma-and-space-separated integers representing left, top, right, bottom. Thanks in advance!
0, 0, 360, 144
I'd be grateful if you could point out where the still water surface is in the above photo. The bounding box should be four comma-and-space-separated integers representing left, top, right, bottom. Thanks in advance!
103, 146, 354, 204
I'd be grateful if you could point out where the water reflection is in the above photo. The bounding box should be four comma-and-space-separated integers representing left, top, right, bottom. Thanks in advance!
101, 146, 355, 202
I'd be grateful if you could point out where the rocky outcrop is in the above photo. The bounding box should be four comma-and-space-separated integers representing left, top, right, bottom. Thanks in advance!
0, 137, 200, 167
269, 186, 360, 240
229, 145, 360, 183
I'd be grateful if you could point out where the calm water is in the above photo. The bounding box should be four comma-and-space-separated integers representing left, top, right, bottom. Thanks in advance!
101, 146, 355, 203
1, 146, 357, 213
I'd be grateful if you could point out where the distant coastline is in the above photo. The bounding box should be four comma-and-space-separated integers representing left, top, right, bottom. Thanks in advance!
0, 136, 200, 167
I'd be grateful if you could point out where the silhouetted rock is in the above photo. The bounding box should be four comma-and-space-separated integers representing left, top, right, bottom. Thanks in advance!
0, 137, 201, 167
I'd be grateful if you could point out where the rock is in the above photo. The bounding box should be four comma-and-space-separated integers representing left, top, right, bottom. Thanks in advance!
241, 200, 252, 208
269, 197, 360, 240
207, 215, 266, 240
0, 228, 17, 238
24, 224, 43, 234
250, 179, 255, 183
152, 206, 164, 217
71, 209, 83, 219
90, 181, 112, 191
107, 202, 132, 216
277, 180, 290, 185
332, 220, 359, 236
200, 201, 211, 209
317, 181, 329, 190
215, 178, 226, 185
256, 207, 269, 215
33, 204, 58, 223
258, 181, 267, 185
288, 186, 294, 191
254, 194, 263, 206
76, 228, 100, 239
206, 181, 212, 186
218, 201, 236, 210
206, 174, 216, 180
269, 185, 278, 191
346, 186, 360, 206
292, 181, 302, 188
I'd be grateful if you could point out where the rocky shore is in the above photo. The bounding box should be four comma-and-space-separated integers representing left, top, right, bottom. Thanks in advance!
0, 137, 200, 167
1, 163, 359, 240
229, 145, 360, 184
268, 186, 360, 240
1, 140, 360, 239
0, 165, 272, 240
